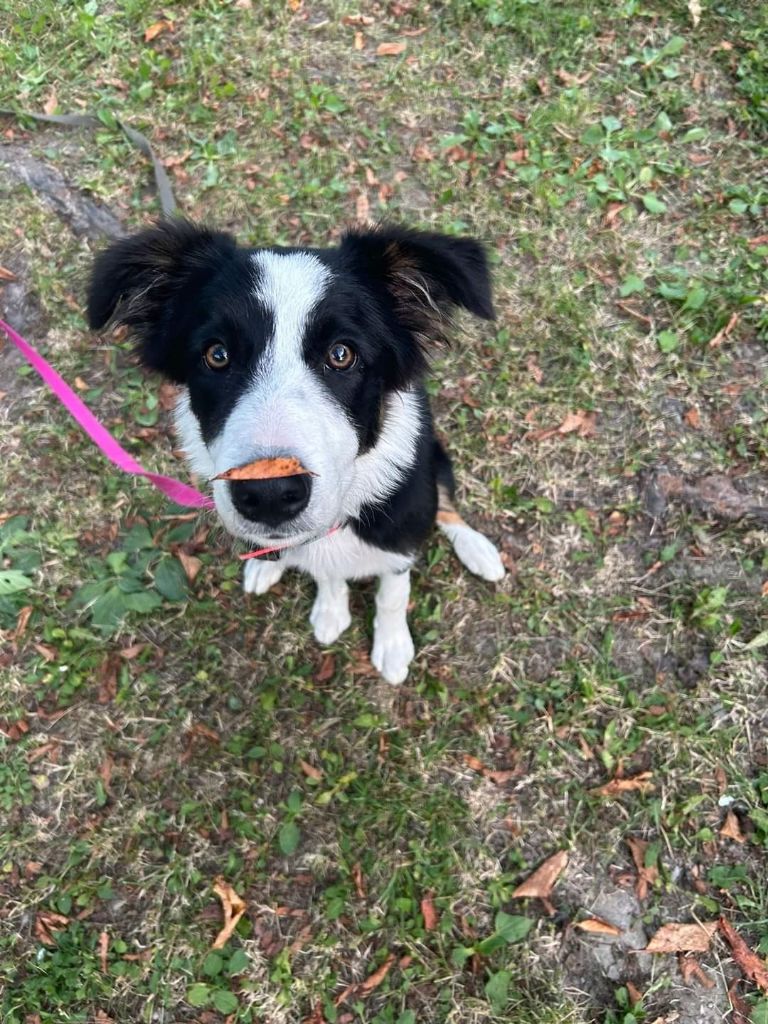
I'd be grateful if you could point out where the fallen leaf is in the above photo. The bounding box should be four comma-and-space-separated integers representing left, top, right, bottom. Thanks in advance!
98, 931, 109, 973
43, 89, 58, 116
341, 13, 374, 25
35, 910, 70, 945
593, 773, 656, 798
645, 921, 718, 954
215, 456, 314, 481
684, 406, 701, 428
708, 311, 740, 348
120, 643, 146, 660
97, 655, 119, 704
574, 917, 622, 936
678, 953, 715, 988
688, 0, 702, 27
352, 862, 366, 899
354, 31, 364, 50
462, 753, 516, 784
720, 809, 745, 843
512, 850, 568, 900
355, 191, 370, 223
527, 356, 543, 384
376, 41, 406, 56
626, 835, 659, 901
335, 953, 396, 1005
528, 409, 597, 442
626, 981, 643, 1006
177, 550, 202, 583
212, 878, 247, 949
144, 19, 172, 42
728, 979, 752, 1024
315, 652, 336, 683
0, 264, 18, 281
299, 759, 323, 781
555, 68, 592, 87
421, 892, 439, 931
719, 916, 768, 992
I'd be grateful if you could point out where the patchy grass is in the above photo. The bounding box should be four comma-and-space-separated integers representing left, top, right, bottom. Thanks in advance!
1, 1, 767, 1022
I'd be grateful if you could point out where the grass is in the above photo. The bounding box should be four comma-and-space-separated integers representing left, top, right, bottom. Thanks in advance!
1, 0, 767, 1021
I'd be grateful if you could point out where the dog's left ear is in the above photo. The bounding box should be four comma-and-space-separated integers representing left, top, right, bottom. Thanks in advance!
339, 225, 495, 333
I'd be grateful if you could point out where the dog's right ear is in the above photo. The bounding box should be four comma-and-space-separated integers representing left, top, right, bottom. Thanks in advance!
86, 219, 236, 376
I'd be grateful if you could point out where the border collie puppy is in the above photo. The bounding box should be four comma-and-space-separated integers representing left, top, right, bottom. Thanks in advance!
87, 220, 505, 684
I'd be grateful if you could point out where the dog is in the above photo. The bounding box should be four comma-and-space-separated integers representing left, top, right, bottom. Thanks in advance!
86, 220, 505, 684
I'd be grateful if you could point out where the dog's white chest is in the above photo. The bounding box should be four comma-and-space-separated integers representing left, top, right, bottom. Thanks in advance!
282, 526, 413, 581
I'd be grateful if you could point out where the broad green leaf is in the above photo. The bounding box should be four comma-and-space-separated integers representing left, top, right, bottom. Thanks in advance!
485, 969, 511, 1014
642, 193, 667, 214
212, 989, 239, 1013
495, 912, 534, 943
279, 821, 300, 855
619, 274, 646, 297
122, 590, 163, 614
186, 983, 210, 1008
203, 952, 224, 977
0, 570, 33, 595
602, 116, 622, 133
153, 556, 189, 602
657, 330, 679, 353
228, 949, 249, 974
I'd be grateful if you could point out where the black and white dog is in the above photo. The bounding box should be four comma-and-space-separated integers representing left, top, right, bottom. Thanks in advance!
87, 220, 505, 684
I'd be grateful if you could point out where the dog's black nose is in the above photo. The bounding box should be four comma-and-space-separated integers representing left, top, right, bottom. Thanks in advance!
229, 474, 312, 527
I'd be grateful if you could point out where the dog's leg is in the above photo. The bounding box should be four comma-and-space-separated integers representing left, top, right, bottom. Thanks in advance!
243, 557, 285, 595
371, 570, 415, 686
436, 484, 505, 582
310, 577, 352, 644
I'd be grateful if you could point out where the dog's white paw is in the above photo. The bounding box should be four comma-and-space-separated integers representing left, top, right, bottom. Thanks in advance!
449, 525, 506, 582
371, 622, 415, 686
310, 597, 351, 645
243, 558, 285, 595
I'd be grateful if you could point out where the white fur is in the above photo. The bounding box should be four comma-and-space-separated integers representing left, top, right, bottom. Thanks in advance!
310, 577, 351, 644
243, 557, 285, 595
371, 571, 414, 685
438, 521, 505, 581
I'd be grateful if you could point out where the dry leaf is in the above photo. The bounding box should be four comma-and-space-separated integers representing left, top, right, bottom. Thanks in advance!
728, 979, 752, 1024
645, 921, 718, 954
35, 911, 70, 945
43, 89, 58, 116
336, 953, 396, 1005
684, 406, 701, 429
0, 265, 18, 281
555, 68, 592, 87
354, 31, 364, 49
315, 652, 336, 683
98, 931, 109, 973
144, 19, 172, 42
342, 14, 374, 25
574, 917, 622, 936
177, 550, 202, 583
687, 0, 702, 27
299, 759, 323, 781
462, 753, 516, 784
513, 850, 568, 900
529, 409, 597, 442
212, 878, 247, 949
626, 835, 659, 901
593, 772, 655, 797
421, 893, 439, 931
355, 191, 370, 223
626, 981, 643, 1007
376, 41, 406, 56
120, 643, 146, 660
527, 356, 544, 384
708, 311, 740, 348
719, 916, 768, 992
352, 862, 366, 899
214, 456, 314, 481
720, 809, 745, 843
678, 953, 715, 988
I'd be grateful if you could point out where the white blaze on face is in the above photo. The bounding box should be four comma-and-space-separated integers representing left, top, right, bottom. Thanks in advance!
173, 249, 424, 545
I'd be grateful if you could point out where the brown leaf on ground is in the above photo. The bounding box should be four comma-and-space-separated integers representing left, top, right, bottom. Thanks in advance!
626, 981, 643, 1007
97, 655, 119, 704
678, 953, 715, 989
354, 31, 364, 50
626, 836, 659, 901
555, 68, 592, 86
94, 1012, 115, 1024
593, 772, 655, 798
719, 916, 768, 992
211, 878, 247, 949
645, 921, 718, 954
144, 19, 173, 42
43, 89, 58, 115
120, 643, 146, 660
683, 406, 701, 428
35, 911, 70, 945
528, 409, 596, 442
299, 759, 323, 781
177, 550, 202, 583
352, 862, 366, 899
463, 753, 517, 785
513, 850, 568, 900
355, 191, 370, 223
376, 41, 406, 56
214, 456, 314, 481
335, 953, 396, 1005
315, 652, 336, 683
342, 13, 374, 25
421, 892, 439, 931
708, 311, 740, 348
0, 265, 18, 281
574, 917, 622, 936
728, 979, 752, 1024
98, 930, 109, 973
720, 809, 746, 843
527, 356, 544, 384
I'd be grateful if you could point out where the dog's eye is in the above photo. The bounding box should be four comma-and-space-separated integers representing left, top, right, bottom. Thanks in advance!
325, 343, 356, 371
203, 342, 230, 370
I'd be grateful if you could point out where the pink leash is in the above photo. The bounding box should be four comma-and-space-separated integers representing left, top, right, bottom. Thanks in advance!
0, 318, 337, 559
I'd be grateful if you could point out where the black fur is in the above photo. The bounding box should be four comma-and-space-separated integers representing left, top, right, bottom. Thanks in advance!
86, 219, 494, 556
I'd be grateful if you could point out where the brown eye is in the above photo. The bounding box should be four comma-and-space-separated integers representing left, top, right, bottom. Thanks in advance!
204, 342, 230, 370
325, 343, 356, 371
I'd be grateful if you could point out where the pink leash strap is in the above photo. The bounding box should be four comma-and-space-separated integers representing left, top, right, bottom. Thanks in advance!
0, 318, 215, 510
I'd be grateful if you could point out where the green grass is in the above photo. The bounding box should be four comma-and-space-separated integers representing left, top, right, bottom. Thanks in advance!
1, 0, 768, 1021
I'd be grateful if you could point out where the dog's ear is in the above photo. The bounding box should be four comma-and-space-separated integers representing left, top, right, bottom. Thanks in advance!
86, 219, 236, 377
339, 225, 495, 342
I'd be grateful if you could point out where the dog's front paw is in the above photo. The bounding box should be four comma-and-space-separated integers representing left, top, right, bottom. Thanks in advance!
451, 526, 506, 582
371, 622, 415, 686
310, 597, 351, 645
243, 558, 285, 595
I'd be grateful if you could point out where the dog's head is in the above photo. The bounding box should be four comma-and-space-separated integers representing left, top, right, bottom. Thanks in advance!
87, 219, 494, 545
